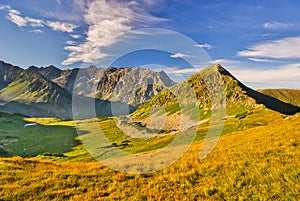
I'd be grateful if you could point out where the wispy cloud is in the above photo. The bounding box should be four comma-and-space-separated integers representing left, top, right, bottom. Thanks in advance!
66, 40, 76, 45
237, 36, 300, 59
70, 34, 82, 39
45, 21, 77, 33
248, 58, 276, 63
170, 53, 190, 58
210, 59, 242, 68
229, 63, 300, 83
0, 4, 10, 10
1, 5, 77, 33
62, 0, 167, 65
7, 9, 27, 27
25, 17, 44, 27
263, 21, 296, 30
29, 29, 43, 34
164, 67, 201, 76
194, 43, 212, 49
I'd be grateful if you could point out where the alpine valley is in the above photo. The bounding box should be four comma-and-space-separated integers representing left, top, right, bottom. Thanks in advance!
0, 60, 299, 200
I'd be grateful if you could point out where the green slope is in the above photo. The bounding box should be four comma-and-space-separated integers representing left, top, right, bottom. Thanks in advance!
0, 112, 80, 157
0, 66, 74, 117
131, 64, 300, 131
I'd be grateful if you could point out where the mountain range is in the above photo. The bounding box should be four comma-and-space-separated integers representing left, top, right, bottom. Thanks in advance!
0, 61, 174, 118
29, 65, 174, 106
0, 60, 300, 119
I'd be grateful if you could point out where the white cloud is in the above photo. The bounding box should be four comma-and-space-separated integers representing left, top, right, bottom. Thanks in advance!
29, 29, 43, 34
7, 9, 44, 28
1, 5, 77, 33
195, 43, 212, 49
210, 59, 242, 68
164, 67, 201, 75
66, 40, 76, 45
229, 63, 300, 84
170, 53, 189, 58
0, 4, 11, 10
7, 9, 27, 27
263, 21, 295, 30
62, 0, 167, 65
70, 34, 82, 39
25, 17, 44, 27
237, 36, 300, 59
45, 21, 78, 33
248, 58, 275, 63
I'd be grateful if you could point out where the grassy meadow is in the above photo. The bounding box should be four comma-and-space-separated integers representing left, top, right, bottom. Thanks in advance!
0, 107, 299, 200
0, 113, 79, 158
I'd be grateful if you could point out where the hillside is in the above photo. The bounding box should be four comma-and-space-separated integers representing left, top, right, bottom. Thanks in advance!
258, 88, 300, 107
0, 62, 72, 117
0, 111, 299, 200
132, 64, 300, 130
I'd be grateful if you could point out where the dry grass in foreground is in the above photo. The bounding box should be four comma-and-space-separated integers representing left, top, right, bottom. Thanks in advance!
0, 113, 299, 200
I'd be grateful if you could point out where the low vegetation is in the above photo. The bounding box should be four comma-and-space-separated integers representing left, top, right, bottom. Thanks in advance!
0, 109, 299, 200
0, 113, 79, 157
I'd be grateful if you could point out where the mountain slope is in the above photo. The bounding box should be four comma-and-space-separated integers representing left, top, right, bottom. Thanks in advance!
95, 67, 175, 105
0, 61, 23, 90
30, 65, 175, 106
0, 67, 73, 117
29, 65, 63, 80
258, 88, 300, 107
1, 61, 169, 118
132, 64, 300, 129
0, 110, 299, 200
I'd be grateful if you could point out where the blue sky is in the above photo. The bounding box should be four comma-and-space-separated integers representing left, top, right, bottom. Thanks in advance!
0, 0, 300, 88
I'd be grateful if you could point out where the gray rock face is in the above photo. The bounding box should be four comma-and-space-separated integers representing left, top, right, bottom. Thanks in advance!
33, 65, 175, 106
0, 61, 175, 117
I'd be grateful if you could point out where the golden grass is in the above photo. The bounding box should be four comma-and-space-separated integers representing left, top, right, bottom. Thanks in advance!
0, 112, 299, 200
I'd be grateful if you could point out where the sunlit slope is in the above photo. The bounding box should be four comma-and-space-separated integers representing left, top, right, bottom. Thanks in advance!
0, 111, 299, 200
132, 64, 300, 131
258, 88, 300, 107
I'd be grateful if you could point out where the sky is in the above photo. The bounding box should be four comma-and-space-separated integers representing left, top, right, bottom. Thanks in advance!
0, 0, 300, 89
